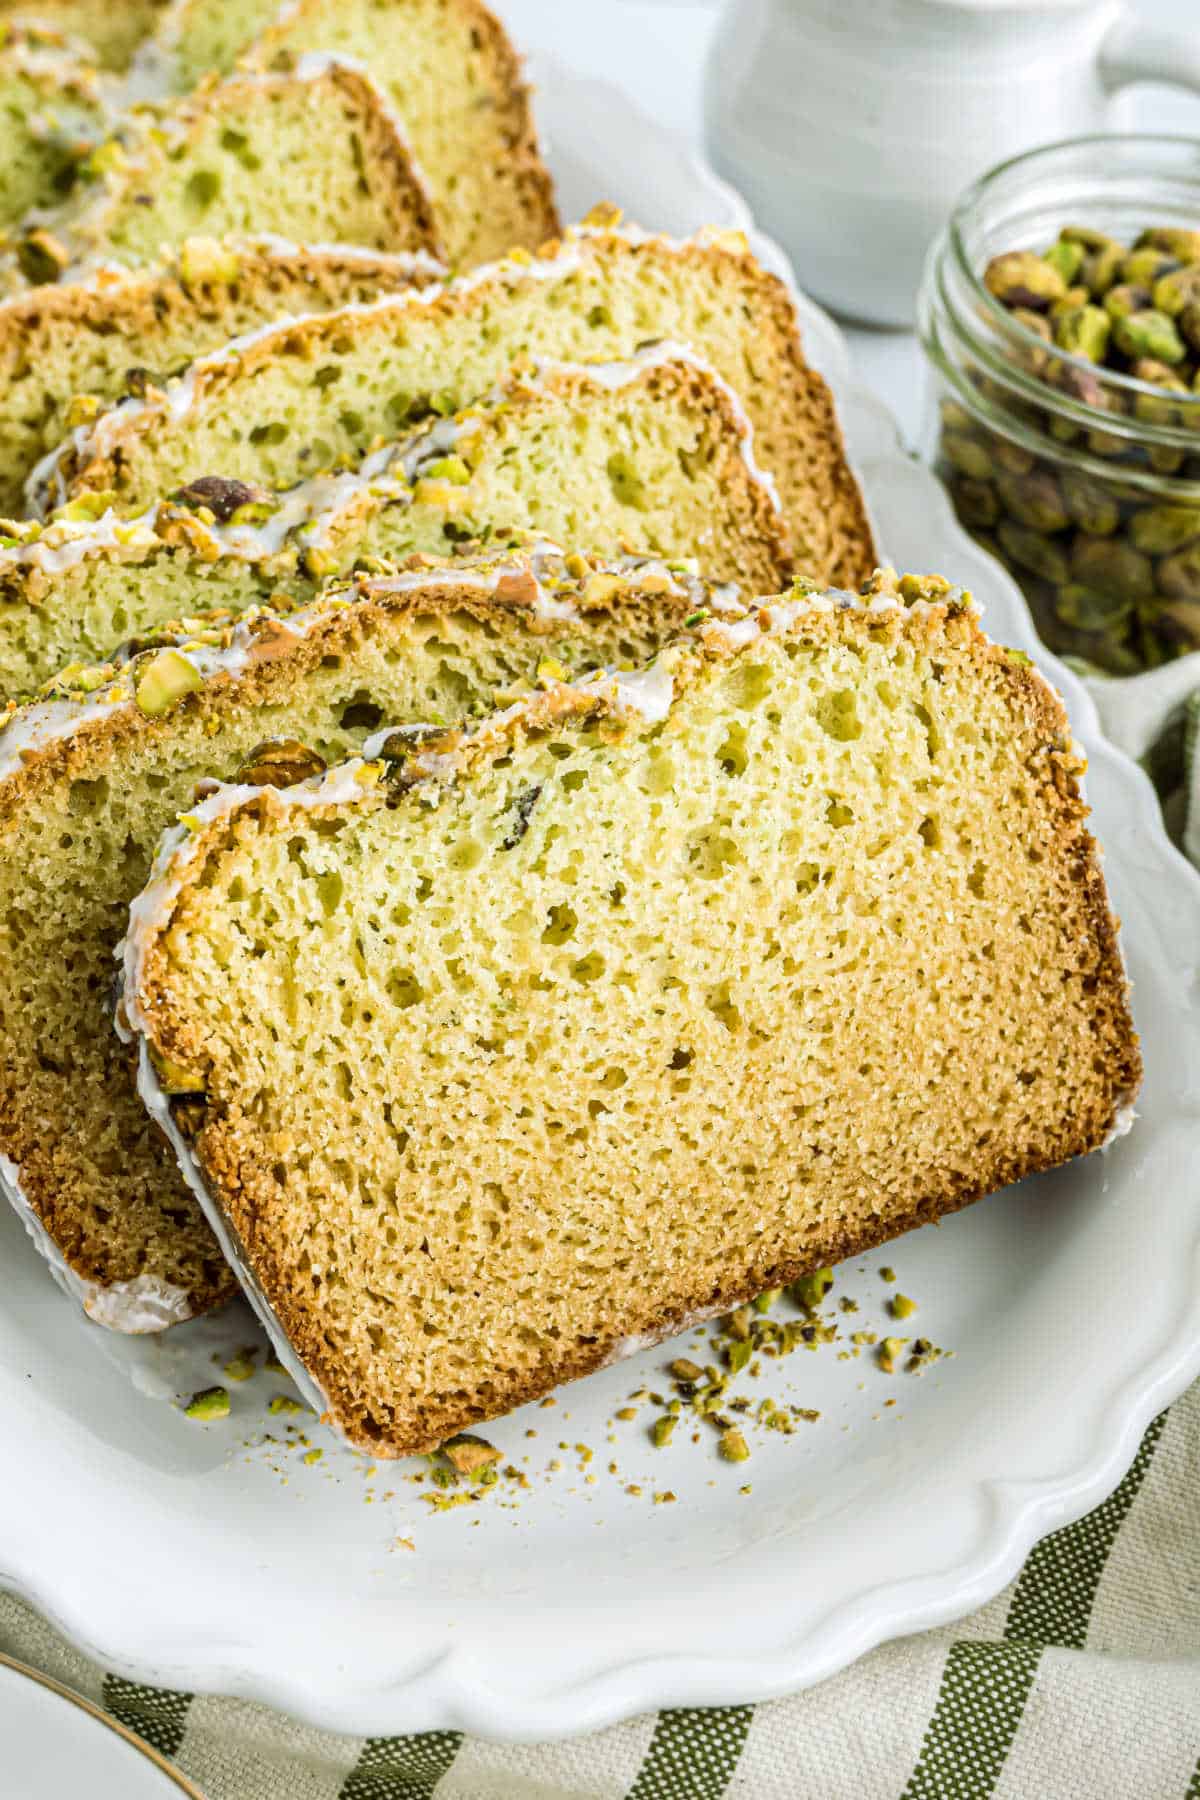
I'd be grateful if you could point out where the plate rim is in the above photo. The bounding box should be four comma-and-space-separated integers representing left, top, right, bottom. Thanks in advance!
0, 1652, 205, 1796
2, 57, 1199, 1745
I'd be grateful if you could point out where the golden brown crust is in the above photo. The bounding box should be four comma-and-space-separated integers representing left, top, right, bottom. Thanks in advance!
130, 602, 1139, 1452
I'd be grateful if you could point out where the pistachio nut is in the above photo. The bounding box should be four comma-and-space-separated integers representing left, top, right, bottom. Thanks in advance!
1103, 283, 1153, 322
949, 477, 999, 531
1060, 224, 1121, 253
1043, 239, 1085, 286
1152, 264, 1200, 318
1050, 284, 1090, 319
1070, 535, 1154, 602
995, 469, 1069, 533
992, 439, 1036, 476
1157, 541, 1200, 598
173, 474, 273, 521
997, 520, 1071, 585
1082, 242, 1125, 298
1149, 445, 1188, 475
1127, 505, 1200, 555
1112, 309, 1187, 365
941, 431, 993, 481
1052, 583, 1134, 630
939, 398, 973, 433
1147, 597, 1200, 651
1120, 248, 1180, 289
236, 738, 328, 788
983, 250, 1067, 311
1135, 226, 1200, 263
1010, 306, 1052, 373
1052, 303, 1110, 362
135, 648, 203, 717
1060, 471, 1121, 536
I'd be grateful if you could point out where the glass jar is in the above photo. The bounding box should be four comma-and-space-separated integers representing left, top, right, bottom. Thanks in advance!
918, 135, 1200, 674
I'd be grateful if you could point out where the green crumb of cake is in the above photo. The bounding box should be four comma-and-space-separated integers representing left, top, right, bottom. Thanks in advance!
726, 1338, 752, 1375
442, 1434, 501, 1476
1003, 649, 1032, 667
879, 1266, 896, 1283
184, 1386, 229, 1421
222, 1348, 257, 1382
789, 1269, 834, 1310
890, 1293, 918, 1320
651, 1415, 676, 1448
754, 1288, 782, 1313
267, 1394, 305, 1415
878, 1337, 908, 1374
719, 1428, 750, 1464
302, 1448, 323, 1466
135, 647, 203, 717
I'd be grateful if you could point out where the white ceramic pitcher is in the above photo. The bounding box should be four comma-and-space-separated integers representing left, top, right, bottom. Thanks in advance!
704, 0, 1200, 324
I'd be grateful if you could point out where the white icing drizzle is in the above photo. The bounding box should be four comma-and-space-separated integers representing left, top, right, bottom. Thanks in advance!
132, 1043, 332, 1405
0, 1151, 195, 1332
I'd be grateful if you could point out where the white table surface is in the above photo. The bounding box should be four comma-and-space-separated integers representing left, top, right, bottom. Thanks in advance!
498, 0, 1200, 448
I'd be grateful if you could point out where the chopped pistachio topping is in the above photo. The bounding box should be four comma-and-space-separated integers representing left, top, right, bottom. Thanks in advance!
441, 1434, 502, 1476
184, 1386, 229, 1422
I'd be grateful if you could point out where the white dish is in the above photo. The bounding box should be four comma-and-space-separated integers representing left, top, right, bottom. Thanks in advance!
1, 62, 1199, 1743
0, 1655, 202, 1797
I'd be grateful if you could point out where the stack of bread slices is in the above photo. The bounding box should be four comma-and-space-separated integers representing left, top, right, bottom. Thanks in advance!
0, 0, 1138, 1458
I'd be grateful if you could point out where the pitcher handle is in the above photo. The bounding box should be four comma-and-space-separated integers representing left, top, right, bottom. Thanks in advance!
1100, 12, 1200, 98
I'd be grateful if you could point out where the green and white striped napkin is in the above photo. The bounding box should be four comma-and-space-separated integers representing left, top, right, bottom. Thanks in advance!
2, 661, 1197, 1800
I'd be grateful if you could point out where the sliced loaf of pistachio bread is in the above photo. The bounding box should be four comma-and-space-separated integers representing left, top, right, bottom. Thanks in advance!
0, 237, 442, 516
138, 0, 559, 266
122, 575, 1139, 1453
20, 62, 442, 277
0, 547, 737, 1330
0, 0, 167, 69
0, 344, 791, 696
33, 216, 874, 588
0, 28, 108, 236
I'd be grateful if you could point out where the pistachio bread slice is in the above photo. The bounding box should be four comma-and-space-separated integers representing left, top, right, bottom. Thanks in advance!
0, 28, 108, 235
137, 0, 559, 266
120, 572, 1140, 1454
32, 215, 874, 589
0, 237, 442, 517
0, 343, 791, 697
0, 547, 733, 1329
20, 62, 442, 278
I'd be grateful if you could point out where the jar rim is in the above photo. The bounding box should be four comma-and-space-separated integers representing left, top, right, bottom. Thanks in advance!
946, 132, 1200, 423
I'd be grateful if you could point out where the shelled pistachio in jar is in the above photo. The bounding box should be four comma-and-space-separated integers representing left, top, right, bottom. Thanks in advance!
934, 224, 1200, 672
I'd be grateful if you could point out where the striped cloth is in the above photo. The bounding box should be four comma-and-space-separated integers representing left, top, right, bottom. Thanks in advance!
2, 663, 1197, 1800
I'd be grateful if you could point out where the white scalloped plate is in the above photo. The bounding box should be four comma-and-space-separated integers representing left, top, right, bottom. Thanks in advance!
1, 64, 1199, 1743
